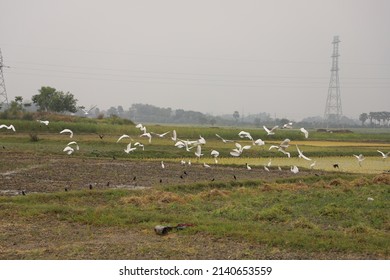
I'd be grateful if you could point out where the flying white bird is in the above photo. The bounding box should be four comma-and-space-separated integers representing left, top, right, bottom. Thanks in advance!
195, 145, 203, 159
215, 134, 234, 143
353, 154, 365, 167
211, 150, 220, 164
37, 120, 49, 126
151, 131, 171, 138
282, 122, 293, 129
377, 150, 389, 159
117, 134, 131, 143
60, 129, 73, 138
264, 165, 270, 172
134, 142, 145, 151
300, 127, 309, 139
263, 125, 278, 135
135, 123, 147, 133
63, 146, 74, 155
171, 130, 177, 142
0, 124, 16, 132
124, 142, 136, 153
197, 135, 206, 145
296, 145, 312, 161
140, 132, 152, 143
67, 141, 79, 150
230, 142, 251, 157
238, 131, 253, 141
269, 139, 291, 157
253, 139, 265, 146
291, 165, 299, 174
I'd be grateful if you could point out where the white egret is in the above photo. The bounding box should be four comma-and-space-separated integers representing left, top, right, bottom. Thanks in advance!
63, 146, 74, 155
267, 159, 272, 167
0, 124, 16, 132
264, 165, 270, 172
263, 125, 278, 135
203, 162, 211, 168
140, 132, 152, 143
291, 166, 299, 174
353, 154, 365, 167
215, 134, 234, 143
136, 123, 147, 133
253, 139, 265, 146
134, 142, 145, 151
195, 145, 203, 159
124, 142, 136, 153
67, 141, 79, 150
238, 131, 253, 141
282, 122, 293, 129
229, 142, 251, 157
269, 139, 291, 157
246, 163, 252, 170
37, 120, 49, 126
171, 130, 177, 142
377, 150, 389, 159
296, 145, 312, 161
151, 131, 171, 138
60, 129, 73, 138
211, 150, 220, 164
117, 134, 130, 143
161, 161, 165, 169
300, 127, 309, 139
310, 161, 317, 169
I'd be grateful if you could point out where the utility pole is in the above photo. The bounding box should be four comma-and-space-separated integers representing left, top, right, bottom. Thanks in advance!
324, 36, 342, 127
0, 48, 10, 109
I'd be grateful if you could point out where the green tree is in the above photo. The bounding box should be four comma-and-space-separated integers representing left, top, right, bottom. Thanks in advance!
32, 86, 78, 113
359, 113, 368, 126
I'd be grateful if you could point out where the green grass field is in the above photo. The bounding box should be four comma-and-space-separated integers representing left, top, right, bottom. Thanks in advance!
0, 118, 389, 259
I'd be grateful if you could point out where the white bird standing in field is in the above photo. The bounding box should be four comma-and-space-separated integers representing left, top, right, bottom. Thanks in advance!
296, 145, 312, 161
215, 134, 234, 143
161, 161, 165, 169
377, 150, 389, 159
300, 127, 309, 139
310, 161, 317, 169
263, 125, 278, 135
291, 165, 299, 174
246, 163, 252, 170
60, 128, 73, 138
353, 154, 365, 167
0, 124, 16, 132
203, 162, 211, 168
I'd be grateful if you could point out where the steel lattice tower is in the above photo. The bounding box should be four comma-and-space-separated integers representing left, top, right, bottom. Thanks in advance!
0, 48, 9, 109
324, 36, 342, 126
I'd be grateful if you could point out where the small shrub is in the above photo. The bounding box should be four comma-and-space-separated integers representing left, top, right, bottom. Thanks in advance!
29, 132, 39, 142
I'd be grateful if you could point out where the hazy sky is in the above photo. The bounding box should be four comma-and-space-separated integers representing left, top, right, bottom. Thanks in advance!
1, 0, 389, 121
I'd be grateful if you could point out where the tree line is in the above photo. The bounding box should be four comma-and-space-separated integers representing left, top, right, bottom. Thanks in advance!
359, 111, 390, 127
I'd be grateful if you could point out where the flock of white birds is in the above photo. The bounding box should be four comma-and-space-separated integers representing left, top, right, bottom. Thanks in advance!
1, 120, 389, 175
